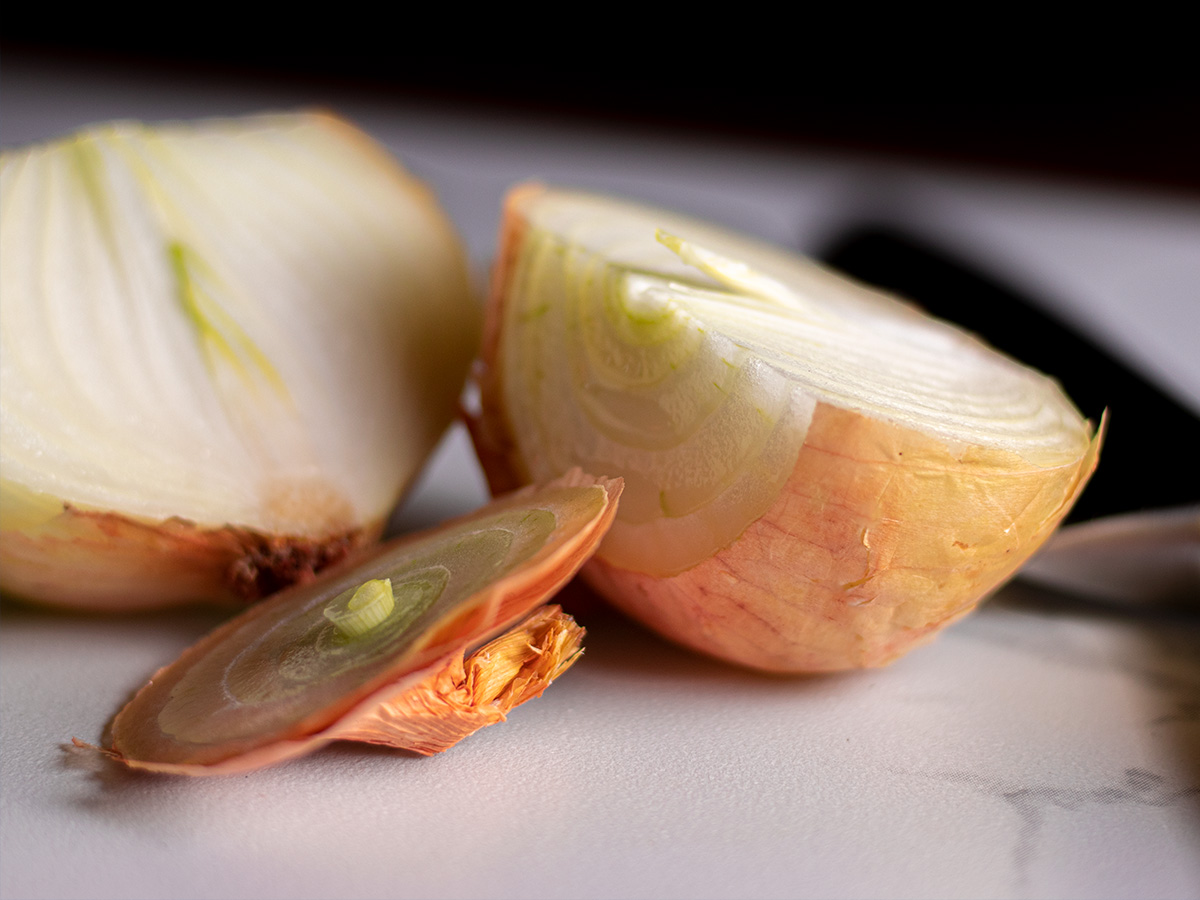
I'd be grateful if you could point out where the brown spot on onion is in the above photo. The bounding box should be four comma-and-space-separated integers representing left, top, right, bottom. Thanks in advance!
0, 503, 378, 611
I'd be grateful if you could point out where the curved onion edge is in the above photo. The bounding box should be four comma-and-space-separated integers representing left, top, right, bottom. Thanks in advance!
82, 470, 620, 775
0, 111, 478, 611
469, 183, 1103, 673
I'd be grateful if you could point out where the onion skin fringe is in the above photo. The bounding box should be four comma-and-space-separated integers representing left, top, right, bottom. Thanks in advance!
0, 506, 379, 611
332, 604, 584, 755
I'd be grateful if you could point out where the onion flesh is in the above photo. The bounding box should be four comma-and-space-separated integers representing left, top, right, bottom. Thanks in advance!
472, 185, 1102, 672
0, 112, 478, 609
100, 471, 620, 774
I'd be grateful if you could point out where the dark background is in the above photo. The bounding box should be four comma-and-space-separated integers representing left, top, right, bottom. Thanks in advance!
4, 37, 1199, 194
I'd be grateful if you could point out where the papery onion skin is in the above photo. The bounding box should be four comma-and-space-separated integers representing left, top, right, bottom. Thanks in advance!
0, 112, 478, 610
472, 184, 1102, 673
330, 604, 584, 756
584, 405, 1100, 671
101, 471, 620, 775
0, 501, 371, 610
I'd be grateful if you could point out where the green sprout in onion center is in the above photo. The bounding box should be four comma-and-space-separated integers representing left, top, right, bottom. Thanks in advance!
323, 578, 395, 639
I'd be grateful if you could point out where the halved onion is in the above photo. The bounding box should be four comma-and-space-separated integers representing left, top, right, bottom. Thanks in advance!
97, 471, 620, 774
472, 185, 1102, 672
0, 112, 478, 610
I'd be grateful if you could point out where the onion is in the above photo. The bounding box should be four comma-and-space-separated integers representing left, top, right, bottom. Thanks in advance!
95, 471, 620, 774
0, 112, 478, 610
471, 185, 1102, 672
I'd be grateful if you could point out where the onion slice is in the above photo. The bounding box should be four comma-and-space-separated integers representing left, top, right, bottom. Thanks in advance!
0, 112, 477, 610
472, 185, 1102, 672
99, 470, 620, 775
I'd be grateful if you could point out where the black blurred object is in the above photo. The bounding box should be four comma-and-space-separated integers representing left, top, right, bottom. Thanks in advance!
820, 226, 1200, 524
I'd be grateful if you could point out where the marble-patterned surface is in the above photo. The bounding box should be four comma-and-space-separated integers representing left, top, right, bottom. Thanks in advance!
2, 54, 1198, 899
3, 514, 1198, 899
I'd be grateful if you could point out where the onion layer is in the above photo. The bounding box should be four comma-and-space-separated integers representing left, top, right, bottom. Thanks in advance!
472, 185, 1102, 672
0, 112, 478, 610
100, 471, 620, 774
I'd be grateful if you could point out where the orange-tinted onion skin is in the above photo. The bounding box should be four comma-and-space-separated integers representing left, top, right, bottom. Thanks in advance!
330, 604, 584, 755
582, 404, 1101, 672
0, 506, 377, 611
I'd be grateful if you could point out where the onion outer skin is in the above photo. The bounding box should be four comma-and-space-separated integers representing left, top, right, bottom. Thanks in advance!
0, 497, 374, 611
102, 471, 620, 775
328, 604, 584, 756
473, 184, 1103, 673
584, 404, 1101, 671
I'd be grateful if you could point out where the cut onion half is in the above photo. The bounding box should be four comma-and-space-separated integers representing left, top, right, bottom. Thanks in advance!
0, 112, 478, 610
472, 185, 1102, 672
97, 471, 620, 774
